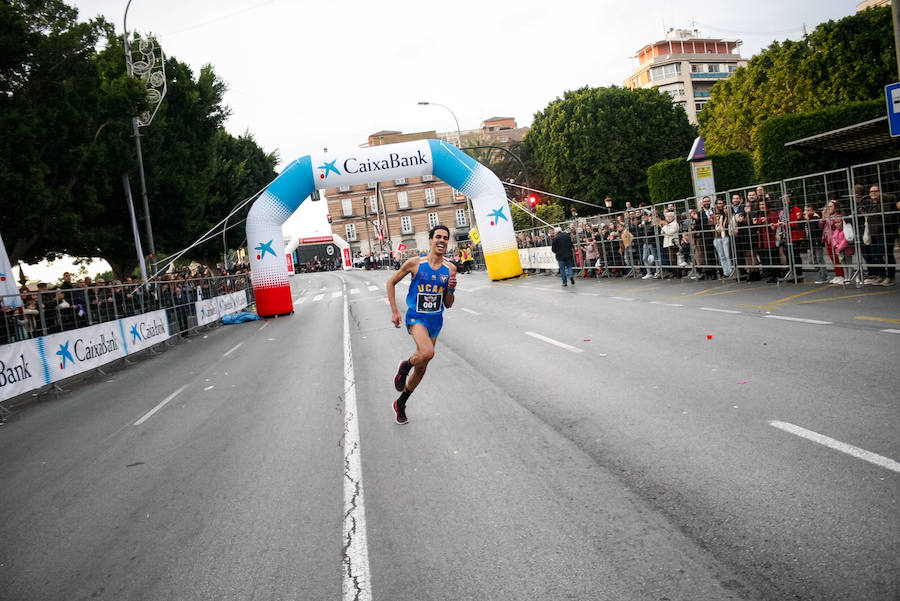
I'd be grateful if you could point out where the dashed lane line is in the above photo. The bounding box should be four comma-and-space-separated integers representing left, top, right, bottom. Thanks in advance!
763, 315, 832, 325
770, 421, 900, 474
699, 307, 741, 314
460, 308, 480, 315
525, 331, 584, 353
134, 384, 188, 426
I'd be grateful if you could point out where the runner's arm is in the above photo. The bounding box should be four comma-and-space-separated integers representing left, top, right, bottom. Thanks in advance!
387, 258, 417, 327
443, 263, 457, 309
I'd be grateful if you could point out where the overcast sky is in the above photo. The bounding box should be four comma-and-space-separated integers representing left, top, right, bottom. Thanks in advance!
69, 0, 855, 170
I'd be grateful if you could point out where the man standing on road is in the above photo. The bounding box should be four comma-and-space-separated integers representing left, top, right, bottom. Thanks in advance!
387, 225, 458, 425
551, 225, 575, 286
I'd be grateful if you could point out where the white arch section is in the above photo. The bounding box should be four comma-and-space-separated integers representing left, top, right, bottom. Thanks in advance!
247, 139, 521, 316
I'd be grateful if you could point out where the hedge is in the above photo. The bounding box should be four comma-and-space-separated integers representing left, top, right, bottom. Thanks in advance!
755, 99, 890, 181
647, 151, 755, 203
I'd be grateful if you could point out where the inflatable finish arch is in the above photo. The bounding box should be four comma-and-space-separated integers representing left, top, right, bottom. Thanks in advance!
247, 139, 522, 316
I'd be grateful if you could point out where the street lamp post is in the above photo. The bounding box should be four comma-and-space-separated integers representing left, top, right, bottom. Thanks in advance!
124, 0, 166, 267
418, 100, 473, 233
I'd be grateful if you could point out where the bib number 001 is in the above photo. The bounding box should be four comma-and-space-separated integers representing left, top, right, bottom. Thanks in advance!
416, 293, 442, 313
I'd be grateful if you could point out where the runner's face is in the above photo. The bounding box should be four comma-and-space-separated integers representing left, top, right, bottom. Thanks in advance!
431, 231, 450, 255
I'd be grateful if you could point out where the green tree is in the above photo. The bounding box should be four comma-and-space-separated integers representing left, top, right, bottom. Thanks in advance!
0, 0, 144, 265
192, 129, 278, 269
699, 6, 897, 158
73, 45, 232, 279
524, 86, 696, 211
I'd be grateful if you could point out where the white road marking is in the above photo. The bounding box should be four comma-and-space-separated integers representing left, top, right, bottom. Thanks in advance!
650, 301, 683, 307
460, 308, 480, 315
134, 384, 188, 425
882, 329, 900, 335
332, 291, 342, 299
770, 421, 900, 474
350, 288, 359, 295
367, 285, 378, 291
259, 322, 269, 331
223, 342, 243, 357
293, 297, 306, 305
764, 315, 832, 325
203, 385, 214, 391
342, 282, 372, 601
700, 307, 741, 314
609, 296, 635, 301
525, 331, 584, 353
313, 294, 324, 302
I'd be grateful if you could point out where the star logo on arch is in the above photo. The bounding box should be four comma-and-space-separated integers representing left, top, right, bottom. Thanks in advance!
255, 240, 276, 260
488, 207, 508, 226
130, 324, 142, 343
57, 341, 75, 370
0, 271, 6, 282
317, 160, 340, 179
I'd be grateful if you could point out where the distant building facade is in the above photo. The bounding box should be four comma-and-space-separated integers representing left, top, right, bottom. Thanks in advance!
623, 28, 748, 124
325, 131, 472, 257
327, 118, 528, 257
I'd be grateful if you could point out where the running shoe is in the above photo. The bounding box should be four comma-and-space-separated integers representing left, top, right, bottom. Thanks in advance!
393, 399, 408, 425
393, 360, 411, 392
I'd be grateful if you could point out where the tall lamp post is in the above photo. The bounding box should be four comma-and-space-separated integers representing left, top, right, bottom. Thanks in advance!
124, 0, 166, 266
418, 100, 473, 234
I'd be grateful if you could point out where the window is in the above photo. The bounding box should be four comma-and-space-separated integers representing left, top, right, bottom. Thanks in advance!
342, 197, 353, 216
428, 212, 440, 228
366, 182, 376, 189
695, 102, 706, 112
339, 185, 351, 193
369, 195, 378, 213
401, 215, 413, 234
345, 223, 357, 241
421, 174, 434, 182
649, 62, 681, 81
394, 177, 407, 186
425, 188, 436, 205
452, 188, 466, 203
707, 63, 720, 73
456, 209, 467, 227
728, 64, 737, 73
396, 191, 409, 210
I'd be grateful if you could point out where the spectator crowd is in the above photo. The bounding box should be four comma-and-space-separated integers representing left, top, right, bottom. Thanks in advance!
1, 264, 252, 345
520, 185, 900, 287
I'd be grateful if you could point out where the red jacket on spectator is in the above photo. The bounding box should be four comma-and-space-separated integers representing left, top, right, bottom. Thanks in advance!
757, 210, 779, 249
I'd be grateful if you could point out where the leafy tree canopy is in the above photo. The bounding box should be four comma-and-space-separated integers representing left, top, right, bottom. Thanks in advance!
699, 5, 897, 158
524, 86, 696, 212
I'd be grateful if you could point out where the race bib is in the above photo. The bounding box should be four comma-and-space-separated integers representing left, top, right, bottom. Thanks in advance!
416, 292, 442, 313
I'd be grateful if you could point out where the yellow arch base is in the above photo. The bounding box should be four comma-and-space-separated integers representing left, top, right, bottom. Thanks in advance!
484, 249, 523, 281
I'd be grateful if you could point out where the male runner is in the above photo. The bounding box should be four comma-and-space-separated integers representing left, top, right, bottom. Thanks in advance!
386, 225, 457, 424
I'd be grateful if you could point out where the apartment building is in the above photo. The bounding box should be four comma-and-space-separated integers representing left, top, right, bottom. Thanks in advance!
623, 28, 748, 124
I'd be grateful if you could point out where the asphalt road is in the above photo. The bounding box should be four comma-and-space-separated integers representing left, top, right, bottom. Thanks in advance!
1, 269, 897, 601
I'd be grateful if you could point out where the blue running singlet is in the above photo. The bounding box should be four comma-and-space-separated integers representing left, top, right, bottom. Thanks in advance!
405, 255, 453, 338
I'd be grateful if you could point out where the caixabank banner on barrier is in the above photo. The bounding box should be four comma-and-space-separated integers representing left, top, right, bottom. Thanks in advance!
0, 309, 174, 403
0, 339, 46, 402
196, 290, 249, 326
118, 310, 171, 355
42, 322, 127, 383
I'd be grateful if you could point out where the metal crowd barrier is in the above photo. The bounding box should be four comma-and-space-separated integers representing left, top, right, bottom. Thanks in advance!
1, 274, 254, 345
514, 157, 900, 287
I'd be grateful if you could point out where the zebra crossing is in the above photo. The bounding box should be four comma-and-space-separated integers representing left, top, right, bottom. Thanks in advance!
291, 278, 410, 305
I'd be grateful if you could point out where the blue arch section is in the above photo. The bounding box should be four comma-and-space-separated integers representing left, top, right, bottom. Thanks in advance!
428, 139, 479, 193
267, 155, 316, 214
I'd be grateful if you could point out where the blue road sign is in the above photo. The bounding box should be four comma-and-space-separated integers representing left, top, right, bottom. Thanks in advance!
886, 83, 900, 137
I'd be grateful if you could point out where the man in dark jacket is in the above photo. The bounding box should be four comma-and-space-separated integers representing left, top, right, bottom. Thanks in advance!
551, 226, 575, 287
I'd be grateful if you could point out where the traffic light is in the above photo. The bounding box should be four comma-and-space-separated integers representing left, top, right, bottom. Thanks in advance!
528, 195, 538, 210
327, 214, 333, 224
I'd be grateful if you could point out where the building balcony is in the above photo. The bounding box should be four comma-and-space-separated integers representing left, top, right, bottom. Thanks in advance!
690, 72, 729, 79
